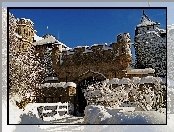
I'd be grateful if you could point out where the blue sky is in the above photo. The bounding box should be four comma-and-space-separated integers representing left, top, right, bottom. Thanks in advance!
9, 8, 166, 59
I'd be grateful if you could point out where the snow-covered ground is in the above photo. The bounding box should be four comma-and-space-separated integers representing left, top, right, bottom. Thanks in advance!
83, 105, 166, 124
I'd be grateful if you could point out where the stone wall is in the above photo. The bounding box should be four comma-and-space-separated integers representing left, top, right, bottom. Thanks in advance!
52, 33, 133, 82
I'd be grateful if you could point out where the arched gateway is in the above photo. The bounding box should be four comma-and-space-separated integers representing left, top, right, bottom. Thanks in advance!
75, 70, 107, 116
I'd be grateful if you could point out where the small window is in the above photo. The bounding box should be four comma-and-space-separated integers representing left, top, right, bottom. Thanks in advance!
16, 28, 18, 33
24, 29, 25, 34
147, 27, 149, 30
122, 48, 125, 53
18, 29, 21, 34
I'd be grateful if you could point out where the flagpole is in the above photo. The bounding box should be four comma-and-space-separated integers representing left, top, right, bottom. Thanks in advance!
58, 31, 59, 40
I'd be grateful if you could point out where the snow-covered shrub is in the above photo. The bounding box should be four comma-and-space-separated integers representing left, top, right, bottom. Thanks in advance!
84, 76, 165, 111
84, 80, 129, 108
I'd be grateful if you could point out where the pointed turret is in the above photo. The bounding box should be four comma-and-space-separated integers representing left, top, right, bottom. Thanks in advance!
137, 10, 160, 28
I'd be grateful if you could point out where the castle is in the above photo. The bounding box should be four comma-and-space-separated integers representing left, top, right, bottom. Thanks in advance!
13, 11, 166, 115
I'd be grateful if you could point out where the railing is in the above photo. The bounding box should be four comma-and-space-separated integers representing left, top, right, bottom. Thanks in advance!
35, 102, 69, 121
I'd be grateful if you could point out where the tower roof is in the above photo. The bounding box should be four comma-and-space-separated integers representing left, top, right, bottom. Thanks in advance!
136, 10, 160, 27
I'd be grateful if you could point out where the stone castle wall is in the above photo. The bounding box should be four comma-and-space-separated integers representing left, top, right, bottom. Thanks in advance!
52, 33, 133, 82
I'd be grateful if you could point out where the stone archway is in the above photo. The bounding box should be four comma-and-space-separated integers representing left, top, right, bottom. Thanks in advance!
75, 70, 106, 116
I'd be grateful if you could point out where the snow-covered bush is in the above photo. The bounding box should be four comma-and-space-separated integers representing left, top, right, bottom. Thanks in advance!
84, 80, 128, 108
83, 76, 165, 111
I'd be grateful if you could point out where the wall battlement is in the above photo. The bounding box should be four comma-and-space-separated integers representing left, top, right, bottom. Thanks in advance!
51, 33, 133, 82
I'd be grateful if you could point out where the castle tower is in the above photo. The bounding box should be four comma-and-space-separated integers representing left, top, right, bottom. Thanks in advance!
15, 18, 36, 54
16, 18, 36, 43
134, 10, 166, 77
116, 33, 132, 69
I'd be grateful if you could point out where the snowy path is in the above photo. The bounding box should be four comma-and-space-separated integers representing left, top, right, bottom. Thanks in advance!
38, 116, 85, 131
46, 115, 84, 124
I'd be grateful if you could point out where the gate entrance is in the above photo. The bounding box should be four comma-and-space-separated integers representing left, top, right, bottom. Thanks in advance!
76, 76, 102, 116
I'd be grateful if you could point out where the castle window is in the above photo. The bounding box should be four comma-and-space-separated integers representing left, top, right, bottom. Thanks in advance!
122, 48, 125, 53
29, 31, 30, 36
18, 29, 21, 34
16, 28, 18, 33
147, 27, 149, 30
36, 46, 40, 50
24, 29, 25, 34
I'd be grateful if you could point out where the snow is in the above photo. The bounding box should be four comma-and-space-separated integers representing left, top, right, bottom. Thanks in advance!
117, 33, 131, 43
20, 18, 34, 25
83, 105, 166, 124
103, 45, 113, 50
126, 68, 155, 74
67, 50, 75, 55
131, 77, 141, 84
91, 43, 106, 47
38, 82, 76, 89
63, 82, 77, 88
15, 33, 22, 38
137, 13, 158, 27
33, 35, 57, 46
118, 78, 131, 85
34, 34, 43, 42
139, 76, 162, 84
75, 45, 89, 48
84, 48, 93, 53
38, 82, 66, 88
44, 76, 58, 81
33, 34, 67, 49
108, 78, 119, 84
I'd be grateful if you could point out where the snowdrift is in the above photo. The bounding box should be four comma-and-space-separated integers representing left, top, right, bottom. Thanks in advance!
83, 105, 166, 124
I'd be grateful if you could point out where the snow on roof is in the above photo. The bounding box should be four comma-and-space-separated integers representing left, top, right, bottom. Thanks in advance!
109, 78, 120, 84
75, 45, 89, 48
91, 43, 106, 47
33, 35, 58, 46
139, 76, 162, 84
126, 68, 155, 74
33, 34, 68, 48
39, 82, 66, 88
103, 45, 113, 50
137, 14, 158, 27
67, 50, 75, 55
34, 34, 43, 42
57, 41, 67, 48
37, 82, 76, 88
84, 48, 93, 53
146, 31, 161, 38
63, 82, 76, 88
45, 77, 58, 81
118, 78, 131, 85
131, 77, 141, 84
62, 47, 69, 51
20, 18, 34, 25
159, 29, 166, 33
